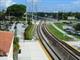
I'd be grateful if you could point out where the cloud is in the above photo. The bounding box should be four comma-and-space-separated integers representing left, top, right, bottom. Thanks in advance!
72, 0, 80, 5
0, 0, 16, 8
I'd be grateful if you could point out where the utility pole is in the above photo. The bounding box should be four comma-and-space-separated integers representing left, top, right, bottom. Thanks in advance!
56, 11, 59, 21
34, 2, 38, 24
32, 0, 34, 22
25, 0, 27, 23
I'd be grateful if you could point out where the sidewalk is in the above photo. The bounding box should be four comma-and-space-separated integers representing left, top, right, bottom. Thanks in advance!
18, 40, 50, 60
16, 23, 50, 60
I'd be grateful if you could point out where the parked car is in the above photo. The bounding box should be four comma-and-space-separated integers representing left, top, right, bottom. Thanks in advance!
77, 33, 80, 36
76, 31, 80, 36
65, 28, 76, 35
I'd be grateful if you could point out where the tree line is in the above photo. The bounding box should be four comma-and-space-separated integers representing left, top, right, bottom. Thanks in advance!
35, 12, 80, 20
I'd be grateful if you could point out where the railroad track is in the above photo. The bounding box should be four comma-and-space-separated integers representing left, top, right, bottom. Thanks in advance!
37, 22, 80, 60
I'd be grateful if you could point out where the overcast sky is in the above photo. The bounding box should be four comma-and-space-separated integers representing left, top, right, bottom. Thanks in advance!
0, 0, 80, 12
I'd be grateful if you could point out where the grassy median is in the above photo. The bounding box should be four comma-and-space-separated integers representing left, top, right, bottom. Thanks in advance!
47, 24, 71, 41
24, 24, 34, 40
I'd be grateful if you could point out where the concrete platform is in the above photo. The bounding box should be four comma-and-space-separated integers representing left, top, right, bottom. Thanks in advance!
18, 40, 50, 60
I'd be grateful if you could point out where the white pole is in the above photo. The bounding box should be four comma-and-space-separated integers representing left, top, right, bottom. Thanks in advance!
25, 0, 27, 23
32, 0, 33, 21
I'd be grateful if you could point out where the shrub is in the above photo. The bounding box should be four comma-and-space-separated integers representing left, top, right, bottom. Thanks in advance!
24, 24, 34, 40
74, 23, 80, 31
13, 37, 19, 52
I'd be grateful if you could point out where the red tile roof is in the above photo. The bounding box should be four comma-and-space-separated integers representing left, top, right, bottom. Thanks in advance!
0, 31, 14, 56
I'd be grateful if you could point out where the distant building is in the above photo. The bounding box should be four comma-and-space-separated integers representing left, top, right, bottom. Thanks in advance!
63, 25, 74, 30
0, 31, 14, 60
67, 16, 76, 20
5, 16, 16, 20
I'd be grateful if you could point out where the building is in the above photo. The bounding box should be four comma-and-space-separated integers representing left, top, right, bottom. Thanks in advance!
0, 31, 14, 60
67, 16, 76, 20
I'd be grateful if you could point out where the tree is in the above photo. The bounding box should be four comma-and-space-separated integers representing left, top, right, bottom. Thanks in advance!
13, 37, 19, 60
58, 12, 63, 20
74, 23, 80, 31
75, 12, 80, 19
6, 4, 26, 19
27, 17, 32, 25
0, 10, 5, 20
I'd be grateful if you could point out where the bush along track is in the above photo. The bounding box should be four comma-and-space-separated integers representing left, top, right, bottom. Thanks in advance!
24, 24, 35, 40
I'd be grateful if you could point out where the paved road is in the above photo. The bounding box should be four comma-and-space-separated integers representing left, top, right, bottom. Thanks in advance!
66, 41, 80, 52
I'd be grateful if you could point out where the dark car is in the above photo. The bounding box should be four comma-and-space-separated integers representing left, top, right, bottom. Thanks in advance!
65, 29, 76, 35
76, 31, 80, 36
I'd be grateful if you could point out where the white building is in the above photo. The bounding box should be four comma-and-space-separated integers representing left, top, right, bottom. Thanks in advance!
67, 16, 76, 20
63, 25, 74, 30
0, 31, 14, 60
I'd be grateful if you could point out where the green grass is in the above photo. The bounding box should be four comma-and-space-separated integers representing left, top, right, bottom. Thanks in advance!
55, 23, 80, 40
54, 23, 65, 30
13, 37, 19, 52
24, 24, 35, 40
73, 35, 80, 40
47, 24, 71, 41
